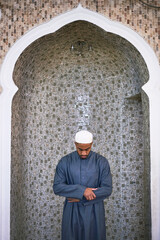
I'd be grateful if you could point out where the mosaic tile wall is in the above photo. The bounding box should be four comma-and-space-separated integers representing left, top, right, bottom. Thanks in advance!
0, 0, 160, 67
11, 21, 150, 240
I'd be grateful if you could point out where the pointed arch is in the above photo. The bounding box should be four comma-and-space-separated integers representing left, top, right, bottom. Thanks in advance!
0, 4, 160, 240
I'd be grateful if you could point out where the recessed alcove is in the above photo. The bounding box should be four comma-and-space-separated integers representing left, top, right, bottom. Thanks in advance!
11, 20, 150, 240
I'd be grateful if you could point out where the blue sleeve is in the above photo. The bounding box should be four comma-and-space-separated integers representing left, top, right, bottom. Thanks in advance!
83, 158, 112, 206
53, 159, 86, 199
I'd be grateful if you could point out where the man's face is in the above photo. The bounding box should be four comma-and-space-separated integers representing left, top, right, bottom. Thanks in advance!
75, 142, 93, 159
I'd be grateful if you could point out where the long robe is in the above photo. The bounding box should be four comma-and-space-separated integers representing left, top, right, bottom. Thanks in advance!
53, 151, 112, 240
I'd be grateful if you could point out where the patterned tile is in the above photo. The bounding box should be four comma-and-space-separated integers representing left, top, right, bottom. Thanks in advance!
11, 21, 150, 240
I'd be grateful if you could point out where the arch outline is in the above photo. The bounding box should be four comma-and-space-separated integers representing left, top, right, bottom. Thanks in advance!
0, 4, 160, 240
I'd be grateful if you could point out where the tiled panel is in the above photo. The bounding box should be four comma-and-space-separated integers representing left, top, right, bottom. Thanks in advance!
11, 21, 150, 240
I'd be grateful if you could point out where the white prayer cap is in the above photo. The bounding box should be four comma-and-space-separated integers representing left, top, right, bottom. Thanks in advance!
75, 130, 93, 144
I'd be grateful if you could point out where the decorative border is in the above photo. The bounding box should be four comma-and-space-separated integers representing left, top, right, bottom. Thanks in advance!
0, 4, 160, 240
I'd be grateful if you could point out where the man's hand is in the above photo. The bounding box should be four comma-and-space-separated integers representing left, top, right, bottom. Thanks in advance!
67, 198, 80, 203
83, 188, 97, 201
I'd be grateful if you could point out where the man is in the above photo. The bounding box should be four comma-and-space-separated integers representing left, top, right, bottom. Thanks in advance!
53, 130, 112, 240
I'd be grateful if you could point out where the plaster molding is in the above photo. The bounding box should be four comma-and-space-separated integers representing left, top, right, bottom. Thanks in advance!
0, 4, 160, 240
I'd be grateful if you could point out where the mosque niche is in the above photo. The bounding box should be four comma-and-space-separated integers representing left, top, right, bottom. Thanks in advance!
11, 21, 150, 240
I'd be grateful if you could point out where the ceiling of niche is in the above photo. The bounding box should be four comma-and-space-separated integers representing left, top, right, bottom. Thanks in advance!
13, 20, 149, 89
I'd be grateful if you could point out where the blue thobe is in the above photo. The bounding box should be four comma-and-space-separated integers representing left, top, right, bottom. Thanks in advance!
53, 151, 112, 240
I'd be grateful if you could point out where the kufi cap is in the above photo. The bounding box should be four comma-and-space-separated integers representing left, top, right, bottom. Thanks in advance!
75, 130, 93, 144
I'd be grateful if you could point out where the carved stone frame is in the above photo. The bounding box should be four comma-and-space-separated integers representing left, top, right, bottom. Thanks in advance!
0, 5, 160, 240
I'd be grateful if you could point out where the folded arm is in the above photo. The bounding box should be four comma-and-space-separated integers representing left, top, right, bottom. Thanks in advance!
53, 157, 112, 204
53, 160, 86, 199
83, 159, 112, 206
